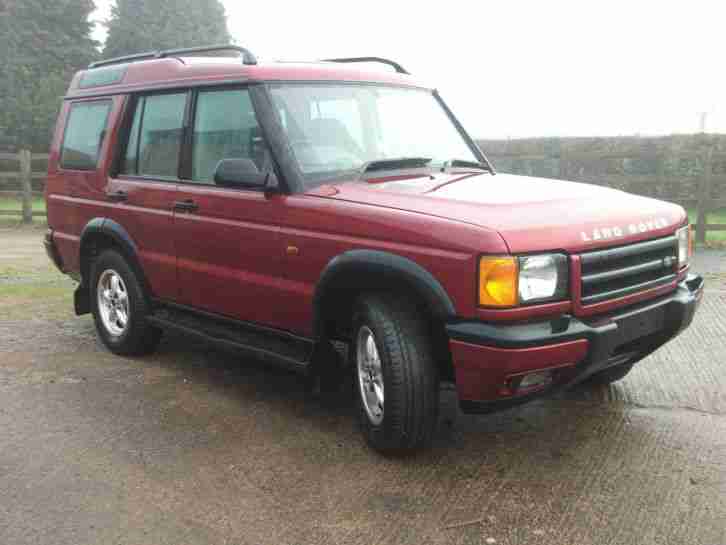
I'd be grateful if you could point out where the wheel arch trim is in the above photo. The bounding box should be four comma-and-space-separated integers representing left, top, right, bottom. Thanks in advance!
78, 217, 151, 296
312, 249, 456, 340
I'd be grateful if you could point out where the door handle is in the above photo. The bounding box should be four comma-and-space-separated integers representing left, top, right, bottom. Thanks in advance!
173, 199, 199, 213
106, 190, 128, 202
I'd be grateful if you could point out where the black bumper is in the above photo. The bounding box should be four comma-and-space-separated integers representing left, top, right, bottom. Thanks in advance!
448, 274, 704, 414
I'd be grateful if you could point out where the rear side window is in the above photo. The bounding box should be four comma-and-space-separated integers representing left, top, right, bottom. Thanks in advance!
60, 101, 112, 170
122, 93, 187, 178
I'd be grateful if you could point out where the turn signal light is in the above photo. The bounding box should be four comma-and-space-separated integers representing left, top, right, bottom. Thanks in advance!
478, 256, 518, 307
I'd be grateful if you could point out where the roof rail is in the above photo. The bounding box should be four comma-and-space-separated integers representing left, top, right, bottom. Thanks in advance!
323, 57, 409, 75
88, 44, 258, 69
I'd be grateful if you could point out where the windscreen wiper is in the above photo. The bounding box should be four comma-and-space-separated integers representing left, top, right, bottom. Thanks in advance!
442, 159, 494, 174
361, 157, 433, 173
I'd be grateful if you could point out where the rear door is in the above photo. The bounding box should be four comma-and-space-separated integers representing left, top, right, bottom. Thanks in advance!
172, 86, 288, 328
106, 92, 188, 300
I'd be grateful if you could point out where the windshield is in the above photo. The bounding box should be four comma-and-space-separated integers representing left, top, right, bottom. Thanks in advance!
268, 84, 479, 187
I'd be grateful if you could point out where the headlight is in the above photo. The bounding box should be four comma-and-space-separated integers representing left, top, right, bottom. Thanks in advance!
478, 254, 568, 307
676, 225, 691, 267
518, 254, 569, 303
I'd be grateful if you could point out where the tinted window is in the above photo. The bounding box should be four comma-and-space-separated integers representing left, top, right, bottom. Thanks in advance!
191, 88, 270, 183
60, 101, 111, 170
122, 93, 186, 178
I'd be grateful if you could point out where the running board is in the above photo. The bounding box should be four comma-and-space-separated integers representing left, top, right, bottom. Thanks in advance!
147, 303, 312, 374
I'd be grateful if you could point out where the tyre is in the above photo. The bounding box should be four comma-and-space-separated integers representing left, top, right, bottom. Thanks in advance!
350, 293, 439, 454
586, 361, 636, 385
90, 249, 161, 356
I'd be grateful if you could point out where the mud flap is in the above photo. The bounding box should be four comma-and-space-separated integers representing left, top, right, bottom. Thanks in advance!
306, 340, 350, 402
74, 284, 90, 316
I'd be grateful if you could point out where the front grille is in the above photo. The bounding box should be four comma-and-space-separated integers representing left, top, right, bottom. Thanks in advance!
578, 236, 678, 305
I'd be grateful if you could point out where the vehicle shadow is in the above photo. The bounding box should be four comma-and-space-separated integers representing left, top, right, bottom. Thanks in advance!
146, 328, 623, 454
67, 325, 697, 545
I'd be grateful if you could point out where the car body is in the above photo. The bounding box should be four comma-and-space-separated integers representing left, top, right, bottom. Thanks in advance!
45, 46, 704, 452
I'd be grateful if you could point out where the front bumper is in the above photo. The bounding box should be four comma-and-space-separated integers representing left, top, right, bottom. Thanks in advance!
447, 274, 704, 414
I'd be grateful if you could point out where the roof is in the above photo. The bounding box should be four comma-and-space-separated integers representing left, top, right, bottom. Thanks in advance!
65, 56, 429, 99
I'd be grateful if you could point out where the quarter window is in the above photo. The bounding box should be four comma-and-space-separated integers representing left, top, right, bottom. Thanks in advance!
60, 101, 112, 170
122, 93, 186, 178
191, 88, 270, 183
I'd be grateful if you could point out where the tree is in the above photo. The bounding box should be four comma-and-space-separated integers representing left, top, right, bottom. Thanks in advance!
103, 0, 232, 59
0, 0, 98, 150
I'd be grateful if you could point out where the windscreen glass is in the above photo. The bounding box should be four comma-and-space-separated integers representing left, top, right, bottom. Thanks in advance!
268, 84, 478, 186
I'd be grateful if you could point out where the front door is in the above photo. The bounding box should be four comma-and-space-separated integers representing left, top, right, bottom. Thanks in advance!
172, 87, 287, 328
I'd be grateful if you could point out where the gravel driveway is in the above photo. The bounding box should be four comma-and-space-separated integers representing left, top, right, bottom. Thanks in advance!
1, 228, 724, 545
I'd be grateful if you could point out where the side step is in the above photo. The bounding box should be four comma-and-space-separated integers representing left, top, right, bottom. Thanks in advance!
147, 302, 313, 374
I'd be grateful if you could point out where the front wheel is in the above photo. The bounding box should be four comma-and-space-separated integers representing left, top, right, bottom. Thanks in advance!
351, 294, 439, 454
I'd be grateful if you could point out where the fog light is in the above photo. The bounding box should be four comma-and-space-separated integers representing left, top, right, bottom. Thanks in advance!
518, 370, 553, 390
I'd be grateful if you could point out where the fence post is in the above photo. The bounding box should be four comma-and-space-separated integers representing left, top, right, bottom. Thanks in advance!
695, 146, 714, 244
19, 149, 33, 224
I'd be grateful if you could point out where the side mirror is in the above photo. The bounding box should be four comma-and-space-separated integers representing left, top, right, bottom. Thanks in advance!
213, 158, 269, 189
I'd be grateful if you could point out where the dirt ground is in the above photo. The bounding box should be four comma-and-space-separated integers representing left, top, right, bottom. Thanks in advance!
1, 227, 724, 545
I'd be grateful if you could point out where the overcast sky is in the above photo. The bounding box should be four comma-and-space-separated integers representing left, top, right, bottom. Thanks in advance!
91, 0, 725, 139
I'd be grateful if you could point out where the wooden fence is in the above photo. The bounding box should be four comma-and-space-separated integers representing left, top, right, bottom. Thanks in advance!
693, 146, 726, 242
0, 150, 48, 223
1, 145, 725, 242
478, 139, 726, 244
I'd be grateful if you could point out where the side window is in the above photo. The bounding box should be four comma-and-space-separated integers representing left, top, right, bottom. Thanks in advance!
122, 92, 186, 178
191, 88, 269, 183
60, 100, 112, 170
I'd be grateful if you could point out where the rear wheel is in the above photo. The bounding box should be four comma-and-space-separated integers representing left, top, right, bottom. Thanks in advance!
90, 249, 161, 356
351, 294, 439, 454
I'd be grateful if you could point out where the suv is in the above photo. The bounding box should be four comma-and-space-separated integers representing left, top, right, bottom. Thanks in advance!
45, 45, 704, 453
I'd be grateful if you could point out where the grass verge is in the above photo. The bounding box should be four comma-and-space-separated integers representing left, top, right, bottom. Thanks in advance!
0, 196, 47, 228
0, 196, 46, 211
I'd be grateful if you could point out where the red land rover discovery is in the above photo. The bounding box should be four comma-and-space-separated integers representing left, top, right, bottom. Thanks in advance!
44, 45, 704, 453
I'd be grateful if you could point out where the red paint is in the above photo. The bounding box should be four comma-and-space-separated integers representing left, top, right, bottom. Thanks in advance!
450, 339, 589, 401
273, 193, 500, 335
172, 185, 289, 328
324, 174, 687, 255
104, 178, 178, 300
46, 55, 697, 410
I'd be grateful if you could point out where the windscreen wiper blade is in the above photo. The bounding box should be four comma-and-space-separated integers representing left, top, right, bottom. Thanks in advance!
362, 157, 433, 173
443, 159, 494, 173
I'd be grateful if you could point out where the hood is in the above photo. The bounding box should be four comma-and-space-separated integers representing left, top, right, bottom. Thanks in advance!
309, 172, 687, 253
